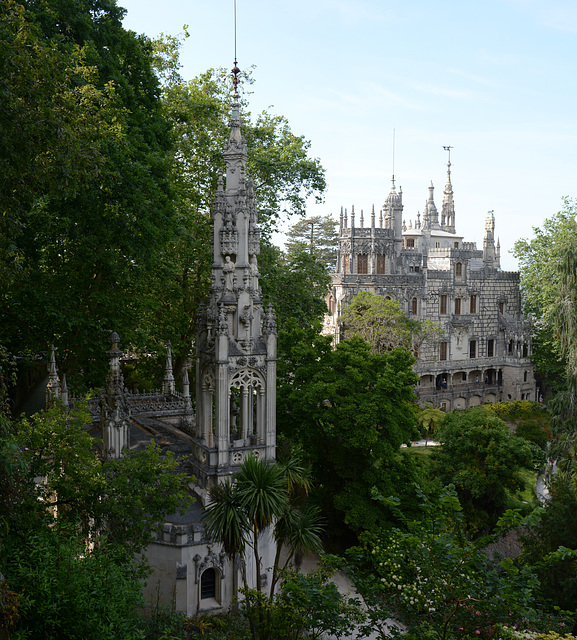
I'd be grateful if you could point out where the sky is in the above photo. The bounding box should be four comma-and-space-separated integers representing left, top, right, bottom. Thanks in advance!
119, 0, 577, 271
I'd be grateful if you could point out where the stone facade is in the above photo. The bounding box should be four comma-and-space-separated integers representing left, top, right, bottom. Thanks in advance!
45, 89, 278, 615
326, 162, 535, 411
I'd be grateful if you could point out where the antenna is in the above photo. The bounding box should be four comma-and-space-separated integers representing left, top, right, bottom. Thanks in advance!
231, 0, 240, 95
392, 128, 396, 187
443, 145, 453, 169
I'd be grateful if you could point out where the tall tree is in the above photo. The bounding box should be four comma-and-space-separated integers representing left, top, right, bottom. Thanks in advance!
431, 407, 535, 534
513, 200, 577, 394
278, 334, 420, 537
341, 292, 442, 355
285, 215, 338, 271
0, 0, 175, 386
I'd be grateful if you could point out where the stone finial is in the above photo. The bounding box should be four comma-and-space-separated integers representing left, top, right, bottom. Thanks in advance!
360, 209, 364, 228
46, 344, 61, 407
263, 304, 277, 335
163, 341, 176, 396
217, 305, 228, 335
371, 204, 375, 228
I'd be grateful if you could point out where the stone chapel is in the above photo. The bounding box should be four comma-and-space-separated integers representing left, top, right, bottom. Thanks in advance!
325, 158, 535, 410
43, 88, 278, 615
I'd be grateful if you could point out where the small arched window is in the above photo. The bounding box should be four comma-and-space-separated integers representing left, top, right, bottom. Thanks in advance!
201, 568, 216, 600
455, 262, 463, 277
411, 297, 418, 315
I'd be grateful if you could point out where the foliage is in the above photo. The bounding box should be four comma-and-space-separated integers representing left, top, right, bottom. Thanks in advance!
4, 526, 145, 640
8, 402, 193, 553
0, 401, 194, 638
203, 456, 325, 640
348, 487, 547, 640
240, 557, 363, 640
259, 240, 331, 331
432, 408, 535, 534
417, 403, 446, 445
278, 333, 421, 536
521, 477, 577, 616
285, 215, 339, 271
1, 0, 175, 387
341, 292, 442, 355
513, 200, 577, 393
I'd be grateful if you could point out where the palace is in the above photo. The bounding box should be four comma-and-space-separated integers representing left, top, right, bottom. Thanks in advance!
325, 160, 535, 410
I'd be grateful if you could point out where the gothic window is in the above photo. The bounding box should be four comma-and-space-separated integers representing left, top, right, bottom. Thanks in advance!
454, 242, 459, 248
508, 339, 513, 355
469, 340, 477, 358
499, 301, 505, 314
455, 262, 463, 277
357, 254, 368, 274
411, 297, 418, 315
440, 342, 448, 361
524, 370, 528, 382
435, 242, 440, 248
523, 343, 528, 358
454, 298, 461, 315
487, 338, 495, 358
376, 254, 385, 274
470, 295, 477, 313
406, 238, 415, 248
201, 568, 217, 600
440, 294, 447, 315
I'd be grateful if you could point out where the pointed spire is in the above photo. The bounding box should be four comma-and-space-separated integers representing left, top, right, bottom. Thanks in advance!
360, 209, 364, 228
46, 344, 61, 407
61, 374, 69, 407
371, 204, 375, 228
442, 150, 456, 233
163, 341, 175, 396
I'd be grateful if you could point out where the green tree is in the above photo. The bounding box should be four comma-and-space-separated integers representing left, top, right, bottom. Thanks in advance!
203, 456, 325, 640
431, 407, 535, 534
416, 403, 445, 446
522, 477, 577, 616
341, 292, 442, 355
1, 0, 175, 387
0, 402, 192, 638
259, 240, 331, 331
513, 200, 577, 394
278, 334, 420, 537
348, 487, 551, 640
285, 215, 338, 271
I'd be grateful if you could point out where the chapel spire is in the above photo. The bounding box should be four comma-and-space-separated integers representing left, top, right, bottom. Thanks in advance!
442, 146, 456, 233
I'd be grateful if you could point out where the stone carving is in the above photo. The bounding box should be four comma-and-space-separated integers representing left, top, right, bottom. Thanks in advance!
222, 256, 236, 291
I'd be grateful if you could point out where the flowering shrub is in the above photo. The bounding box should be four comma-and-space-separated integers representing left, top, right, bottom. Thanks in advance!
348, 487, 546, 640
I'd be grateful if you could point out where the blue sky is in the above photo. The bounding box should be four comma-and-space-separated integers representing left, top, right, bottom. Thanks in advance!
120, 0, 577, 270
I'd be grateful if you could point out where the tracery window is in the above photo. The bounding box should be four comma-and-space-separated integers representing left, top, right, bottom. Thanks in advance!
357, 254, 368, 274
376, 254, 386, 274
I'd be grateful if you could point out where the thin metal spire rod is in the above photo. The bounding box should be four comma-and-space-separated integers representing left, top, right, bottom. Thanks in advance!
234, 0, 237, 62
392, 128, 396, 185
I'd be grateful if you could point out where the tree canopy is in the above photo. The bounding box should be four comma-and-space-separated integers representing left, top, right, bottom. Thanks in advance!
285, 215, 338, 271
431, 407, 535, 534
341, 292, 442, 355
278, 333, 420, 536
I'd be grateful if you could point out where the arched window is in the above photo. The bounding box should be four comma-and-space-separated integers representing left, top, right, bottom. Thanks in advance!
376, 254, 386, 274
357, 254, 368, 274
201, 568, 216, 600
411, 297, 418, 315
455, 262, 463, 277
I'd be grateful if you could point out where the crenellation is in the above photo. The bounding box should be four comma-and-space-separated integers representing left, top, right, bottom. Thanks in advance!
327, 171, 535, 410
